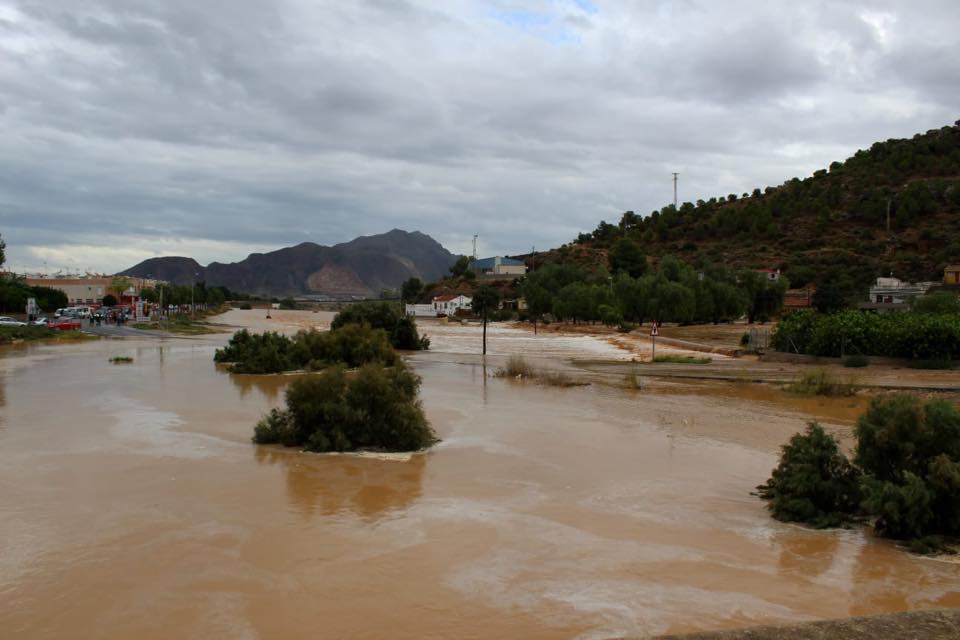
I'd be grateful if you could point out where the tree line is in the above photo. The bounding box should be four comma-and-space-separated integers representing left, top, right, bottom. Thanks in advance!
523, 244, 788, 327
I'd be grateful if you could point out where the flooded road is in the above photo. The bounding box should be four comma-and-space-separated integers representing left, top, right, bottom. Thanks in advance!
1, 312, 957, 639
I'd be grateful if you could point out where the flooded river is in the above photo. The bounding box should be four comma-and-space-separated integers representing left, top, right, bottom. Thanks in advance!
1, 311, 957, 638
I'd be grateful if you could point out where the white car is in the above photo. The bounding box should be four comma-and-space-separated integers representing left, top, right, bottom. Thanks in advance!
0, 316, 26, 326
32, 317, 49, 326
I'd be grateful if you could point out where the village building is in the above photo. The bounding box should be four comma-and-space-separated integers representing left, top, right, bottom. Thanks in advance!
23, 276, 161, 307
432, 293, 472, 315
944, 265, 960, 286
858, 276, 936, 312
754, 268, 781, 282
470, 256, 527, 279
783, 285, 815, 309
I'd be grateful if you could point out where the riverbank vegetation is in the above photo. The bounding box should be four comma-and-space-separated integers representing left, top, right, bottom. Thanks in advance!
523, 255, 787, 327
652, 354, 712, 364
331, 301, 429, 350
132, 313, 226, 335
0, 326, 94, 345
253, 362, 436, 453
758, 395, 960, 552
774, 309, 960, 360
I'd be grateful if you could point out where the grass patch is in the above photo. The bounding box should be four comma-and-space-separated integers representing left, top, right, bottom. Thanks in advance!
623, 371, 643, 390
133, 314, 224, 335
494, 355, 588, 387
109, 356, 133, 364
906, 358, 956, 370
843, 354, 869, 368
0, 325, 95, 344
497, 355, 535, 378
786, 368, 859, 397
652, 355, 712, 364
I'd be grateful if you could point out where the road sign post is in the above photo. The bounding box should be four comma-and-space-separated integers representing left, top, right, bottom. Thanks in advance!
650, 323, 659, 361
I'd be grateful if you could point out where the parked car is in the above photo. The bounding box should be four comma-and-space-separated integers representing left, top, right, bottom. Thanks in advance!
49, 318, 81, 331
0, 316, 26, 327
32, 317, 49, 326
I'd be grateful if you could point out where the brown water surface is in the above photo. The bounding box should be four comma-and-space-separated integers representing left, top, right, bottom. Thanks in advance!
0, 313, 957, 639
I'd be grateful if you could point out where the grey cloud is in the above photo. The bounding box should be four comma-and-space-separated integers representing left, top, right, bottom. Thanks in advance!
1, 0, 958, 273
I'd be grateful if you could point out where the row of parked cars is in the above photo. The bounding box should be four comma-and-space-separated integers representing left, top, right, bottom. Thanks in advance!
0, 315, 82, 330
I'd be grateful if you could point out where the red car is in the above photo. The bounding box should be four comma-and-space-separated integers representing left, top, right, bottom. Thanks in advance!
48, 319, 82, 331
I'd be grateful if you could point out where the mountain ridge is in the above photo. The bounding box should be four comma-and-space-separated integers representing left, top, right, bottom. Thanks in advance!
120, 229, 457, 297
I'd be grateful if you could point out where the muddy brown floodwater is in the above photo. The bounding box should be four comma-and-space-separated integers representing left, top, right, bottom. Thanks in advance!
1, 311, 958, 639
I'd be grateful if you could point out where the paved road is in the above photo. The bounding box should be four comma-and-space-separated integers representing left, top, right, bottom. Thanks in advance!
84, 324, 168, 338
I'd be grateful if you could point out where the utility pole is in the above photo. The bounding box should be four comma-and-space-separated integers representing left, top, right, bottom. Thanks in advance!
531, 245, 537, 335
886, 198, 892, 233
672, 172, 679, 209
472, 234, 478, 261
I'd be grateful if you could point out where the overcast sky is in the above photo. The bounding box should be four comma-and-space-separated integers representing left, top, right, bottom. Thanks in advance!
1, 0, 958, 274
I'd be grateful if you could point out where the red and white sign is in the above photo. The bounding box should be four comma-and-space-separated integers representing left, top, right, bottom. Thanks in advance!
650, 324, 659, 337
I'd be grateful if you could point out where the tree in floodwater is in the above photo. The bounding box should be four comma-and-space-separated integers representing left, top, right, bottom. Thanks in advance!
471, 285, 500, 356
756, 422, 861, 528
253, 362, 436, 453
759, 395, 960, 552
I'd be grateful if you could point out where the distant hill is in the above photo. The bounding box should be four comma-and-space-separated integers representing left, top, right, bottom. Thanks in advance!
540, 120, 960, 294
121, 229, 457, 297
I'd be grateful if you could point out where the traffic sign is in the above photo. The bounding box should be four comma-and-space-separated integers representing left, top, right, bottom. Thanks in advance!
650, 324, 659, 337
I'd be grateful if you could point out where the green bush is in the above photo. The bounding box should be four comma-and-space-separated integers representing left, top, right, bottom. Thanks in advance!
774, 309, 960, 360
253, 363, 436, 453
0, 325, 59, 343
913, 292, 960, 315
906, 358, 955, 370
760, 395, 960, 550
843, 354, 869, 368
332, 301, 428, 350
756, 423, 861, 528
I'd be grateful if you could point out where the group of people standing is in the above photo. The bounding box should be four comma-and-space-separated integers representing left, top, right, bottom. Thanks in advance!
90, 309, 129, 327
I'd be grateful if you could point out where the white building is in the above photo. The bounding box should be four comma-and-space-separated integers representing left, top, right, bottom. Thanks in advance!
868, 277, 935, 304
405, 303, 435, 317
432, 294, 472, 315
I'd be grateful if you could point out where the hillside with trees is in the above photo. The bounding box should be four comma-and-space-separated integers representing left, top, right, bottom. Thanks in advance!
540, 121, 960, 304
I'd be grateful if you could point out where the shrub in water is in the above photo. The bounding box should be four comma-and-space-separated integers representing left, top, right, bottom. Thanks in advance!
215, 325, 397, 374
760, 395, 960, 550
253, 363, 436, 453
756, 422, 861, 528
854, 395, 960, 541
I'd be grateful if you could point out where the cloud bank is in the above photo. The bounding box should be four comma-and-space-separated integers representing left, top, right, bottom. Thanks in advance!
1, 0, 958, 273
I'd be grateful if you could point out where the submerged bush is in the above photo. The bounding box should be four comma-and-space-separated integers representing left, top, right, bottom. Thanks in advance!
756, 423, 862, 528
214, 325, 397, 374
786, 368, 858, 397
843, 354, 869, 368
252, 363, 436, 453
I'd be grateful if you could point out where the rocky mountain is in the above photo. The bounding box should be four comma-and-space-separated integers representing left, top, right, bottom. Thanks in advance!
120, 229, 457, 297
